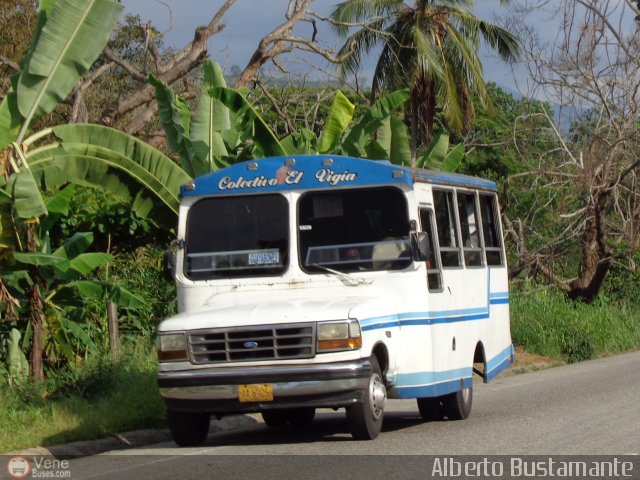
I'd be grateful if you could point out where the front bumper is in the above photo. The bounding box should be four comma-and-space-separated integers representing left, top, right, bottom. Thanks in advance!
158, 358, 372, 414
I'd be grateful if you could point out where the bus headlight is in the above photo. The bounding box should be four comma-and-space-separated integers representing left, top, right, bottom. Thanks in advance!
317, 320, 362, 352
156, 333, 188, 361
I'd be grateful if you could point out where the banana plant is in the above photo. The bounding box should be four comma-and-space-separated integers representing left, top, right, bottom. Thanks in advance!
21, 124, 191, 226
208, 83, 463, 172
152, 61, 459, 178
149, 59, 239, 178
417, 131, 465, 172
2, 0, 123, 218
4, 187, 145, 366
0, 0, 125, 381
208, 85, 412, 161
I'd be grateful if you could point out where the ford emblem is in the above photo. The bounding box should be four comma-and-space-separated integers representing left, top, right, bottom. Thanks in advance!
243, 341, 259, 349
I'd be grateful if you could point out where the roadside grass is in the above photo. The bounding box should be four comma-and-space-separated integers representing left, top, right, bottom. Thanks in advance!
0, 345, 165, 453
511, 285, 640, 364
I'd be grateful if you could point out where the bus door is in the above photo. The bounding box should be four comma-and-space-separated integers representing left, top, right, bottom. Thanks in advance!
415, 186, 488, 375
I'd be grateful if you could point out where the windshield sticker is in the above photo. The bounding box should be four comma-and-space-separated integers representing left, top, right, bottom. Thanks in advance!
248, 251, 281, 266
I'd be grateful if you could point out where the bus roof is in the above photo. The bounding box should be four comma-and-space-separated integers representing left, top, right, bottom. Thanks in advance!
180, 155, 497, 198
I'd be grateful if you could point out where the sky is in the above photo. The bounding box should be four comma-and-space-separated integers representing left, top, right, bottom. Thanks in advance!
119, 0, 529, 93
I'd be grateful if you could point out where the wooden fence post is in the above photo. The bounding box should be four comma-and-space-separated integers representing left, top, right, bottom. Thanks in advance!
107, 300, 120, 360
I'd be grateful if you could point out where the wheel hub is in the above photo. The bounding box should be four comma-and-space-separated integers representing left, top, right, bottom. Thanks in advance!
369, 373, 387, 420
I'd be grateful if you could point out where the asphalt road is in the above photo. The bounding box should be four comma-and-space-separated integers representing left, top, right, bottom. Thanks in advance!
59, 351, 640, 479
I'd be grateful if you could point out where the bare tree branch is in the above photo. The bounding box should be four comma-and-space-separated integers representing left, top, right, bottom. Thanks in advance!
501, 0, 640, 301
101, 0, 237, 131
234, 0, 351, 87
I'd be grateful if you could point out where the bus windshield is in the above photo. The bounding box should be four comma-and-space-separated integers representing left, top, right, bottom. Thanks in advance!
185, 194, 289, 280
298, 187, 412, 273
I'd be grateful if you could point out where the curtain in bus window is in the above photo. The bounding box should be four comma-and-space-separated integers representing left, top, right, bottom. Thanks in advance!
479, 194, 503, 266
419, 208, 442, 291
433, 190, 461, 267
457, 192, 482, 266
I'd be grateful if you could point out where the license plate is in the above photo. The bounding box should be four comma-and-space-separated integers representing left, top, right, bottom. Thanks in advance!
238, 383, 274, 402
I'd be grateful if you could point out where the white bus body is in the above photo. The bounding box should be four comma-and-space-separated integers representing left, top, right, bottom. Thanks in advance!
157, 155, 514, 445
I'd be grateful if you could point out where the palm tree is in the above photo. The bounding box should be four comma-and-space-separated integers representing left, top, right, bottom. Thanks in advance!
331, 0, 520, 162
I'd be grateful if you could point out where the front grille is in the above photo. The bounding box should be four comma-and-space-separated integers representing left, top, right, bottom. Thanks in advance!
188, 323, 316, 364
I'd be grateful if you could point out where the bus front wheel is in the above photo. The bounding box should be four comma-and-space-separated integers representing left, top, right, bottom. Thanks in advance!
167, 410, 211, 447
347, 356, 386, 440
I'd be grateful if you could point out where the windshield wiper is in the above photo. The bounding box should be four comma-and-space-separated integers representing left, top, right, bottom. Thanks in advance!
310, 264, 373, 286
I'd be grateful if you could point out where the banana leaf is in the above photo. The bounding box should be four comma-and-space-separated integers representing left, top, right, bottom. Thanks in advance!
0, 197, 16, 252
280, 129, 318, 155
45, 184, 75, 215
389, 116, 412, 166
24, 124, 190, 227
59, 280, 146, 308
53, 232, 93, 259
318, 90, 355, 153
191, 60, 229, 171
209, 87, 286, 158
149, 75, 207, 178
341, 89, 410, 158
418, 131, 464, 172
68, 252, 112, 275
12, 251, 68, 267
7, 168, 48, 219
0, 87, 21, 152
441, 143, 464, 172
17, 0, 123, 130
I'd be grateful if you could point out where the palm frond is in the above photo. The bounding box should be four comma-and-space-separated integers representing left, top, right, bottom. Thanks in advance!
330, 0, 402, 36
336, 18, 388, 78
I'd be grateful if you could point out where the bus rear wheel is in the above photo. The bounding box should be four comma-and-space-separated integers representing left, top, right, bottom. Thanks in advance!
416, 397, 443, 421
442, 384, 473, 420
346, 356, 386, 440
417, 384, 473, 421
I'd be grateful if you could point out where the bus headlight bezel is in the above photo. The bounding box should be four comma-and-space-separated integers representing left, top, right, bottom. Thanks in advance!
156, 332, 188, 361
316, 320, 362, 352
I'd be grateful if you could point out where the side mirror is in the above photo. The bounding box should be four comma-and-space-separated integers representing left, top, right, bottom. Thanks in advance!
411, 232, 430, 261
163, 251, 176, 281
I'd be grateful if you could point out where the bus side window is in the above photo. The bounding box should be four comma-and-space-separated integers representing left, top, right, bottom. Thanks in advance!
479, 193, 504, 266
457, 191, 483, 267
419, 208, 442, 291
433, 189, 462, 267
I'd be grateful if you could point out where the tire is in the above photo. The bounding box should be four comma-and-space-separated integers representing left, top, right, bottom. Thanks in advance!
262, 408, 316, 428
262, 410, 289, 427
346, 356, 386, 440
416, 397, 444, 421
167, 410, 211, 447
441, 383, 473, 420
288, 408, 316, 428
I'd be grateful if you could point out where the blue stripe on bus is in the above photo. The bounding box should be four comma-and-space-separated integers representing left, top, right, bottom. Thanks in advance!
490, 292, 509, 300
389, 345, 514, 398
489, 298, 510, 305
392, 377, 473, 399
395, 367, 472, 386
359, 291, 509, 332
485, 344, 516, 382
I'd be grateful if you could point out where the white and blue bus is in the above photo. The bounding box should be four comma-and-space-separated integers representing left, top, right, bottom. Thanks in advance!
157, 154, 514, 445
